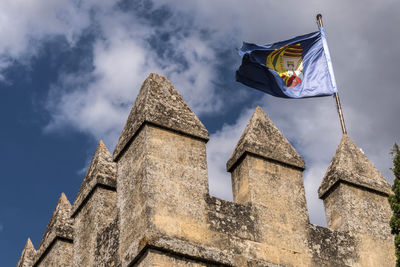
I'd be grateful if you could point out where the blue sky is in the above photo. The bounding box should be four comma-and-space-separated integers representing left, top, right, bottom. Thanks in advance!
2, 1, 400, 265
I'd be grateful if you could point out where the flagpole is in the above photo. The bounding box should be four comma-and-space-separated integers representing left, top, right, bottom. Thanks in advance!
316, 14, 347, 135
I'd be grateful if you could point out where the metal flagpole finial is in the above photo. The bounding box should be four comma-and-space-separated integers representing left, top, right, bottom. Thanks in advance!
316, 14, 323, 27
315, 13, 348, 135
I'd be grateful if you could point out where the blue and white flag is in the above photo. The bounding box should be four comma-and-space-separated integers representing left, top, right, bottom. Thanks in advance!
236, 29, 337, 98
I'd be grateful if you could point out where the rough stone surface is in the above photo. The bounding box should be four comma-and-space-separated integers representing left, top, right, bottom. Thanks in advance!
19, 73, 395, 267
227, 110, 310, 265
318, 134, 392, 198
17, 238, 36, 267
229, 152, 311, 266
113, 73, 209, 160
226, 106, 305, 171
95, 215, 120, 267
122, 233, 235, 266
34, 239, 73, 267
205, 196, 259, 241
323, 183, 392, 237
72, 141, 117, 266
33, 193, 74, 266
38, 193, 73, 246
307, 224, 357, 266
73, 187, 117, 266
322, 183, 395, 265
117, 124, 210, 264
319, 134, 395, 266
71, 140, 116, 216
135, 249, 222, 267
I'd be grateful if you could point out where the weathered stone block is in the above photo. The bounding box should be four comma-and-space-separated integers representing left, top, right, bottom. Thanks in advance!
136, 249, 219, 267
71, 141, 117, 267
319, 134, 395, 266
227, 107, 311, 265
32, 193, 74, 267
95, 215, 120, 267
117, 125, 210, 263
17, 239, 36, 267
34, 239, 73, 267
73, 187, 117, 266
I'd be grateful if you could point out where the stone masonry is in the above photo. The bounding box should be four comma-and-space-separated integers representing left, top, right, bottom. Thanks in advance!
17, 73, 395, 266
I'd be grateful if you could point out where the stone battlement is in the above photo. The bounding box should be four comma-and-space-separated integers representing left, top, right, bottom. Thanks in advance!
17, 73, 394, 267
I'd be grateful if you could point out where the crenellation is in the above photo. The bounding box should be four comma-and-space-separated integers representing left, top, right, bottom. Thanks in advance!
117, 123, 210, 265
32, 193, 74, 267
319, 134, 395, 266
113, 73, 209, 160
72, 140, 117, 267
17, 238, 36, 267
226, 106, 311, 265
321, 182, 395, 266
71, 140, 117, 217
318, 134, 392, 199
17, 73, 395, 266
226, 106, 305, 172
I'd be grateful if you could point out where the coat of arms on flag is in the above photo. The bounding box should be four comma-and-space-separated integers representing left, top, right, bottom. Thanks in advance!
236, 30, 337, 98
266, 43, 303, 88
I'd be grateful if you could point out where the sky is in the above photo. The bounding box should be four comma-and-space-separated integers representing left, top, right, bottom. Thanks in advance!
1, 0, 400, 265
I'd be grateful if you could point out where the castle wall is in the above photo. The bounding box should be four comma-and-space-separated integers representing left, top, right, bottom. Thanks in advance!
231, 155, 311, 266
232, 154, 309, 226
34, 239, 73, 267
73, 187, 117, 266
318, 134, 395, 266
323, 182, 395, 266
117, 125, 210, 264
324, 182, 392, 237
306, 224, 357, 266
17, 73, 395, 267
136, 249, 216, 267
95, 215, 120, 267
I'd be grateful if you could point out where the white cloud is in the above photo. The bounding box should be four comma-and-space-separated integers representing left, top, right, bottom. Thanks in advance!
167, 34, 223, 114
45, 15, 162, 146
0, 0, 93, 77
0, 0, 399, 227
44, 2, 223, 148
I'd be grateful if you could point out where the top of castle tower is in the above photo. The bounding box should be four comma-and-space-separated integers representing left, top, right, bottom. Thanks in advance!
17, 238, 36, 267
38, 193, 73, 248
227, 106, 305, 171
24, 238, 35, 250
71, 140, 116, 216
113, 73, 209, 160
318, 134, 392, 199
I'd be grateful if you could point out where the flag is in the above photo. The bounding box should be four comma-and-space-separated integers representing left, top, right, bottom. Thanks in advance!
236, 29, 337, 98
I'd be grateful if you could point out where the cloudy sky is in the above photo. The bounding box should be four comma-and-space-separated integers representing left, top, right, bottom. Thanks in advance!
2, 0, 400, 264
